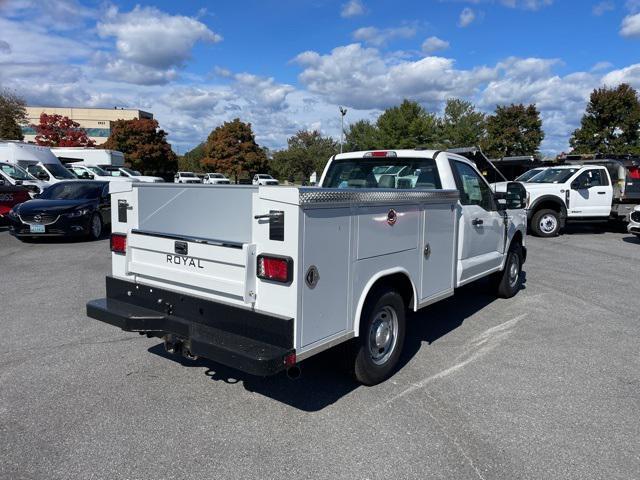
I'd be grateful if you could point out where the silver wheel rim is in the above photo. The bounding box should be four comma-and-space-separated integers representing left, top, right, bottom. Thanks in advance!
539, 214, 557, 234
368, 305, 398, 365
508, 253, 520, 288
91, 215, 101, 238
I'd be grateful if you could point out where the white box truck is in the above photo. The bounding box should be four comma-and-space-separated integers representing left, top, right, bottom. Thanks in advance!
87, 149, 527, 385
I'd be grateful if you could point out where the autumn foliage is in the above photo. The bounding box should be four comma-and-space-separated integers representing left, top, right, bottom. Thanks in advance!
202, 119, 268, 182
32, 113, 95, 147
101, 118, 177, 176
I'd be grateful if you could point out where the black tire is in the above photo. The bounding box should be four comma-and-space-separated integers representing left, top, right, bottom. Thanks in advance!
531, 208, 561, 237
351, 287, 406, 386
88, 213, 103, 240
494, 242, 523, 299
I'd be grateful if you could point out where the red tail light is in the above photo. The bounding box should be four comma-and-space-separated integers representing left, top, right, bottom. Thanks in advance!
257, 254, 293, 283
628, 166, 640, 180
110, 233, 127, 254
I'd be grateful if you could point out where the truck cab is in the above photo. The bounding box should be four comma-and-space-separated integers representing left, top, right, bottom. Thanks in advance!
87, 149, 526, 385
523, 165, 614, 237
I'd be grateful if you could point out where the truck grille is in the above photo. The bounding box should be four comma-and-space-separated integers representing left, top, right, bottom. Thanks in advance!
19, 213, 59, 225
631, 211, 640, 223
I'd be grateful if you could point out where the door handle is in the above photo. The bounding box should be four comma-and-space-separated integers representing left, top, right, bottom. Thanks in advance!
597, 192, 606, 195
472, 218, 484, 226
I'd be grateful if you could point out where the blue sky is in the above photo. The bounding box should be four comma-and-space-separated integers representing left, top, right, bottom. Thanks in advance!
1, 0, 640, 155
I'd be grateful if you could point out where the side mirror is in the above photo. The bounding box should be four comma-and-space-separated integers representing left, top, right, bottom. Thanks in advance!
0, 178, 4, 185
37, 171, 49, 180
496, 182, 527, 210
15, 180, 23, 186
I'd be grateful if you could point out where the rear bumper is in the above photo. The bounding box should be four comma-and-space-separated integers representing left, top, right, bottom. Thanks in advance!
87, 276, 295, 376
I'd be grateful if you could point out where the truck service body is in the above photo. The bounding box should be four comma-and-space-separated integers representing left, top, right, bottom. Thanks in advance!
87, 150, 527, 384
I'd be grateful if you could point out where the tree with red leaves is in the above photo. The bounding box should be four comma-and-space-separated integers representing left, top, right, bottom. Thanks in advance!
32, 113, 95, 147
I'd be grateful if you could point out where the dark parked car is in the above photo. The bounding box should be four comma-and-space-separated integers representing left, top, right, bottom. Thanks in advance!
7, 181, 111, 240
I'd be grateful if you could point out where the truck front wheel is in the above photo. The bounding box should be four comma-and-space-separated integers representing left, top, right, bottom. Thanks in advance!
493, 243, 523, 299
352, 288, 406, 386
531, 209, 560, 237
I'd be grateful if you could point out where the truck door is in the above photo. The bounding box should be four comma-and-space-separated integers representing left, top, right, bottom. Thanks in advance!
569, 169, 613, 217
450, 159, 504, 283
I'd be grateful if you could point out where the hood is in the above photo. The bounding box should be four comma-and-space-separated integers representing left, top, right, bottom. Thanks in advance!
521, 182, 562, 191
16, 198, 95, 215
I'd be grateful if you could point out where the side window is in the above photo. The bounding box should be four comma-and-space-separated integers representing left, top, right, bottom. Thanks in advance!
575, 169, 606, 188
451, 160, 495, 211
27, 165, 48, 180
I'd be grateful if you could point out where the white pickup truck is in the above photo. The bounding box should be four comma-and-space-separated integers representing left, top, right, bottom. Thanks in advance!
87, 149, 527, 385
523, 164, 639, 237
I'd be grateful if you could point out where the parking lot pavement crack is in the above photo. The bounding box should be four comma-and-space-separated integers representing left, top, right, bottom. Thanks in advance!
0, 334, 141, 360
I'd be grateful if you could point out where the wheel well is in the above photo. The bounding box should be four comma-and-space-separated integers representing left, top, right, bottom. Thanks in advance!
365, 273, 414, 311
510, 230, 523, 248
532, 200, 563, 215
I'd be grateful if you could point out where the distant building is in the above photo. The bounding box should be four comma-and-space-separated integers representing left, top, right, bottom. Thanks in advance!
23, 106, 154, 145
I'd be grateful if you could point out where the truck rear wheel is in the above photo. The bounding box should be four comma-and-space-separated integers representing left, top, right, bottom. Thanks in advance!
531, 209, 560, 237
352, 288, 406, 386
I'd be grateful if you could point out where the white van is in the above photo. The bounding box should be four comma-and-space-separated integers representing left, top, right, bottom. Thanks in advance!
51, 147, 125, 167
0, 162, 49, 196
0, 141, 76, 184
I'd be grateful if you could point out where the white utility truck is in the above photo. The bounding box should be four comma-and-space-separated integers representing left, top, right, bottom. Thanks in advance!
87, 149, 527, 385
174, 172, 202, 184
522, 164, 639, 237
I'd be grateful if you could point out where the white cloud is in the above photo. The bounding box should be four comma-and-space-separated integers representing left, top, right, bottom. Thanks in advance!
499, 0, 553, 10
421, 36, 450, 53
591, 61, 613, 72
620, 13, 640, 37
602, 63, 640, 88
294, 43, 497, 110
458, 8, 476, 27
592, 1, 615, 16
341, 0, 366, 18
352, 26, 417, 46
97, 6, 222, 70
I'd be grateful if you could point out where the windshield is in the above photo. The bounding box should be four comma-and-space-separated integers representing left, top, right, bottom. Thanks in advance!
87, 166, 109, 176
322, 157, 442, 189
1, 163, 37, 181
211, 174, 224, 178
47, 164, 76, 180
516, 169, 544, 182
120, 168, 141, 177
40, 182, 104, 200
180, 172, 196, 178
528, 168, 580, 184
257, 174, 272, 179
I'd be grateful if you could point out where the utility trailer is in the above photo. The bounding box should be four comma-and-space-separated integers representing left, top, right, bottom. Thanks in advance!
87, 150, 527, 385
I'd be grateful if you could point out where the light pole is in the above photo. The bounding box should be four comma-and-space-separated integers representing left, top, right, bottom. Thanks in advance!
339, 106, 347, 153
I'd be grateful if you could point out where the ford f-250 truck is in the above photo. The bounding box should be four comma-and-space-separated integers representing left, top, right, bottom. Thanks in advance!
87, 149, 527, 385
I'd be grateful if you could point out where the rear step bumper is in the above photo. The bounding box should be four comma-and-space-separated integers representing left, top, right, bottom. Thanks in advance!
87, 276, 295, 376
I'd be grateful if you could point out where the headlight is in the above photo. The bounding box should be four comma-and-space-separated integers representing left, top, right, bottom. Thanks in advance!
65, 207, 91, 218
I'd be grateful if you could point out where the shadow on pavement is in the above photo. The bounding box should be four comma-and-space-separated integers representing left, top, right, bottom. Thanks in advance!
622, 235, 640, 244
146, 273, 524, 411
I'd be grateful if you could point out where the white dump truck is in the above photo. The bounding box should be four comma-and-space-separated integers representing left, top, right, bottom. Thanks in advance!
87, 149, 527, 385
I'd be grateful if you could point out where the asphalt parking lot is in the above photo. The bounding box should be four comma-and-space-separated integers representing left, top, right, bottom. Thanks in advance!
1, 225, 639, 480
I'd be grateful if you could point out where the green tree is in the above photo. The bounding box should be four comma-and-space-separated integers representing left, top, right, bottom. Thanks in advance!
0, 89, 27, 140
570, 83, 640, 155
203, 119, 268, 183
483, 103, 544, 158
272, 130, 339, 183
376, 99, 439, 149
344, 119, 380, 151
101, 118, 177, 176
178, 142, 205, 171
440, 98, 486, 149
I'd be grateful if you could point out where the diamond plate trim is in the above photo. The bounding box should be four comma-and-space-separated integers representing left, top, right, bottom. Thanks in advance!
298, 189, 459, 207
